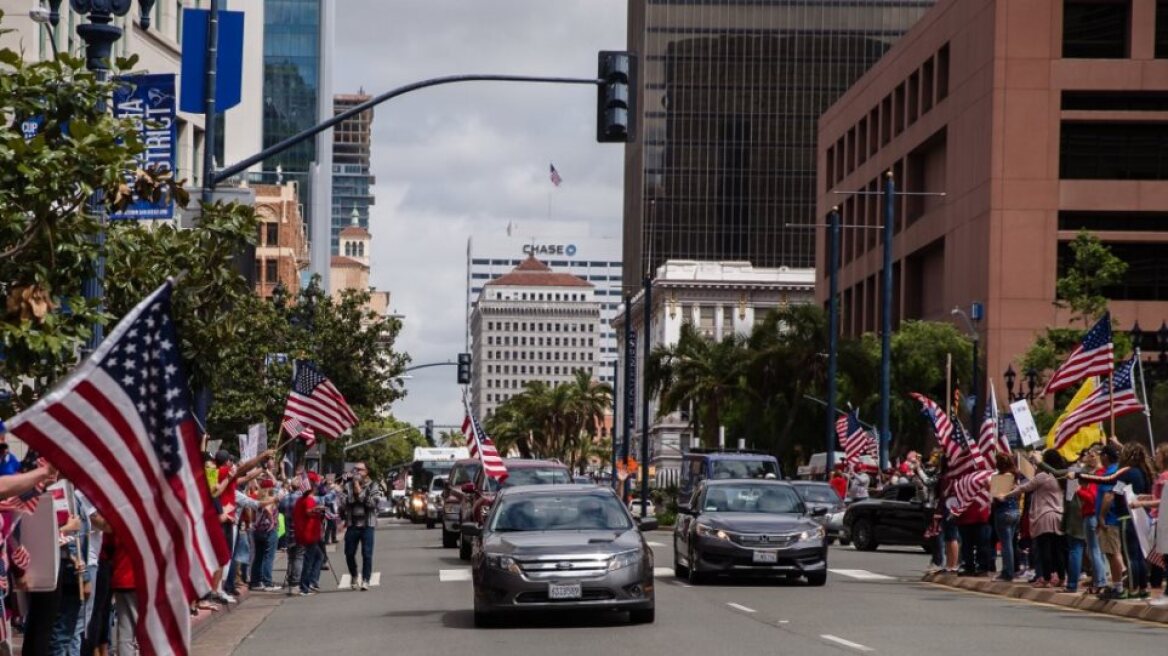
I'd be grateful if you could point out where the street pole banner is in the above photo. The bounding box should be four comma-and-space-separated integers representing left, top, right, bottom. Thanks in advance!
1009, 400, 1043, 447
624, 332, 637, 440
110, 73, 177, 220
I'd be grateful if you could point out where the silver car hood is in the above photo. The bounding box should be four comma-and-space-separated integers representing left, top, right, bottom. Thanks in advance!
485, 529, 642, 556
700, 512, 816, 534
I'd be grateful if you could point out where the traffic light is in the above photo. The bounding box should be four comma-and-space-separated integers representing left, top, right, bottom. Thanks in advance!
457, 352, 471, 385
596, 50, 637, 143
424, 419, 434, 445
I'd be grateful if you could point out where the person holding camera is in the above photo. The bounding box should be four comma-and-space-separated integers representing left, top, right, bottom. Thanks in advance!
342, 462, 381, 590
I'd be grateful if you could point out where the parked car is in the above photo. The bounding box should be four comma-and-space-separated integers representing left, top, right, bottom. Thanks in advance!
840, 483, 933, 552
627, 496, 654, 519
678, 448, 782, 511
673, 479, 828, 585
425, 476, 447, 529
441, 459, 482, 548
458, 459, 573, 560
464, 484, 657, 627
789, 481, 846, 544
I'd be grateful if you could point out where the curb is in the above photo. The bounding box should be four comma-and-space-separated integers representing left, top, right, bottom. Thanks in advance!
191, 587, 252, 639
922, 572, 1168, 624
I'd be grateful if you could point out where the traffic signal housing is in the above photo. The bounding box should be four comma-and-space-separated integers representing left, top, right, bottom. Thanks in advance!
596, 50, 637, 143
424, 419, 434, 446
457, 352, 471, 385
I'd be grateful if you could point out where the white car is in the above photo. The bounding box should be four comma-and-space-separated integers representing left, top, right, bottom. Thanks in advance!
627, 497, 655, 519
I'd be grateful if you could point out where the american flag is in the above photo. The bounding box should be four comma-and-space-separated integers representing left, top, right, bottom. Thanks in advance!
836, 411, 869, 465
910, 393, 958, 461
281, 417, 316, 449
462, 410, 508, 482
950, 415, 989, 475
1053, 357, 1143, 448
0, 481, 45, 515
977, 382, 1009, 457
549, 163, 563, 187
1042, 312, 1114, 396
4, 280, 228, 654
283, 360, 358, 439
946, 469, 994, 520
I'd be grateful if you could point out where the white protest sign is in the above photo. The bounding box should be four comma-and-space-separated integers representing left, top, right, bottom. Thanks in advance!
237, 434, 249, 460
1009, 400, 1043, 447
243, 422, 267, 461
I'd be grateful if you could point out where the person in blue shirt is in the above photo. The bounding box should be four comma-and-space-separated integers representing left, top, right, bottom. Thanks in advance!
0, 419, 20, 476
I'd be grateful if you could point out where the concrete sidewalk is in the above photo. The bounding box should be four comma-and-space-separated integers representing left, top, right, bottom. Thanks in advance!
923, 571, 1168, 624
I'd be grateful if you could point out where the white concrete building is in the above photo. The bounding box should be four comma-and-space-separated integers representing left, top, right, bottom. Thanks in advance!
469, 257, 601, 419
467, 222, 621, 386
612, 261, 816, 486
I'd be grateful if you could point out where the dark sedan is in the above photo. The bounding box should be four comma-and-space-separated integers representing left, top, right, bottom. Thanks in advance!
840, 483, 933, 552
673, 480, 828, 585
465, 485, 657, 627
789, 481, 846, 543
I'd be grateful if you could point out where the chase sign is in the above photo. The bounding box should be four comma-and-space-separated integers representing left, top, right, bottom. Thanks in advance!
523, 243, 578, 257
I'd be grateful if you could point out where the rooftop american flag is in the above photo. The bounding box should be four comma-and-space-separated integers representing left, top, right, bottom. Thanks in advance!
4, 280, 227, 654
282, 360, 358, 439
462, 410, 508, 482
1042, 312, 1114, 396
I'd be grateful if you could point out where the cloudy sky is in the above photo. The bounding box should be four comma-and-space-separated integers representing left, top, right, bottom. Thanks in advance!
333, 1, 627, 429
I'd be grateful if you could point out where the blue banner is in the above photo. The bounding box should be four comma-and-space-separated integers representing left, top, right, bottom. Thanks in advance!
111, 73, 177, 220
180, 8, 245, 113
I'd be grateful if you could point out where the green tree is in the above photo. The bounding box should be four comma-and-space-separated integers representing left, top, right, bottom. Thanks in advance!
647, 323, 747, 447
1055, 229, 1127, 326
439, 428, 466, 447
337, 416, 427, 482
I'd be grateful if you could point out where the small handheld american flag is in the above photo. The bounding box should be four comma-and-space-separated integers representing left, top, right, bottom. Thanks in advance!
1042, 312, 1114, 396
549, 163, 563, 187
282, 360, 358, 440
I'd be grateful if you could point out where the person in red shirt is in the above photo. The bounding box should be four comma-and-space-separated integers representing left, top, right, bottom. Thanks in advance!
829, 469, 848, 502
294, 473, 325, 595
107, 531, 138, 656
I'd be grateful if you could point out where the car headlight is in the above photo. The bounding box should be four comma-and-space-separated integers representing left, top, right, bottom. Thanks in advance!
608, 549, 642, 571
695, 524, 732, 541
799, 526, 826, 542
485, 554, 522, 575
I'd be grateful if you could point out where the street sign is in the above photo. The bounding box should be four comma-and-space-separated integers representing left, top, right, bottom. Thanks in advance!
179, 8, 245, 113
110, 73, 177, 220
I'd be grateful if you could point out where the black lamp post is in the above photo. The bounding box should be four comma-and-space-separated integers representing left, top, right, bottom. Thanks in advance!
1131, 321, 1145, 353
47, 0, 157, 351
1004, 364, 1017, 402
1025, 367, 1039, 401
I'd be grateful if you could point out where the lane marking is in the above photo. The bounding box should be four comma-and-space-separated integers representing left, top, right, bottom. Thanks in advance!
820, 635, 874, 652
726, 602, 756, 613
338, 574, 351, 589
829, 569, 894, 581
652, 567, 674, 578
325, 544, 336, 553
439, 568, 472, 582
368, 572, 381, 587
647, 541, 666, 547
673, 581, 692, 588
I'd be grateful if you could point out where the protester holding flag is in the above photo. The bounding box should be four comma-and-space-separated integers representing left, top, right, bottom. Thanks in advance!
991, 453, 1021, 582
997, 450, 1067, 587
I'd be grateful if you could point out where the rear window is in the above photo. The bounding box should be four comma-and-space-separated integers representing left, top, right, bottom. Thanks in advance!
484, 466, 571, 491
710, 459, 778, 480
794, 485, 841, 504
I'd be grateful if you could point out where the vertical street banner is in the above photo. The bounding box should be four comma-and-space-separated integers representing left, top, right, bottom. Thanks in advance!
110, 73, 177, 220
624, 332, 637, 443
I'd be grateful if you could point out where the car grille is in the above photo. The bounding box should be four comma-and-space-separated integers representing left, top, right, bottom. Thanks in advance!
732, 533, 798, 548
514, 588, 616, 604
513, 554, 613, 580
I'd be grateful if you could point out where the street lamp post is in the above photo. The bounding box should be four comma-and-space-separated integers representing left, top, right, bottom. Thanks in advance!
879, 172, 894, 472
951, 305, 980, 420
825, 208, 841, 472
50, 0, 158, 351
1004, 364, 1017, 402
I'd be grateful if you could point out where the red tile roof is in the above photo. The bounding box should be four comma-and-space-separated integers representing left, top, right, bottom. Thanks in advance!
339, 225, 370, 238
485, 255, 592, 288
330, 255, 368, 269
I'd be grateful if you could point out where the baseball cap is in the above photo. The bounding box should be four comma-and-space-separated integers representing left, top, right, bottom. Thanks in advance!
214, 450, 233, 466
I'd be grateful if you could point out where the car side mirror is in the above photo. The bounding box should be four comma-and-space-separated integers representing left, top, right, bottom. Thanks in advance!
461, 483, 476, 494
461, 523, 481, 538
637, 517, 659, 532
810, 507, 828, 517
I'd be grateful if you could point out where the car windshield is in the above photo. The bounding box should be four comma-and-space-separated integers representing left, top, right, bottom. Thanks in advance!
710, 459, 778, 480
702, 484, 804, 514
795, 485, 841, 504
484, 467, 572, 491
429, 477, 447, 492
490, 494, 633, 532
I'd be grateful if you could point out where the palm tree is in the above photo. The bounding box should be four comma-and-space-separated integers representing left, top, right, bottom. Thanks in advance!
647, 323, 748, 447
439, 429, 465, 448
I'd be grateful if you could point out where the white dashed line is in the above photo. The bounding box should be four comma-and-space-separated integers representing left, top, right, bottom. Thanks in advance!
652, 567, 674, 578
820, 635, 874, 652
439, 568, 472, 582
338, 572, 379, 589
646, 541, 666, 547
726, 602, 756, 613
829, 569, 894, 581
367, 572, 381, 587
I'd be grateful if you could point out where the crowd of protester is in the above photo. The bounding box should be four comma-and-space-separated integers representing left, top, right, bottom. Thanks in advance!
911, 438, 1168, 603
0, 421, 384, 655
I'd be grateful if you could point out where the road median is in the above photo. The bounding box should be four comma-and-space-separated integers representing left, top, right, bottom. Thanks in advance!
922, 571, 1168, 624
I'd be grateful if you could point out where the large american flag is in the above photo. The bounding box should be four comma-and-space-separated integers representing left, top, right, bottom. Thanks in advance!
1053, 357, 1143, 448
910, 393, 958, 461
836, 411, 872, 465
4, 281, 228, 654
462, 410, 508, 482
283, 360, 358, 439
949, 415, 989, 476
1042, 312, 1114, 396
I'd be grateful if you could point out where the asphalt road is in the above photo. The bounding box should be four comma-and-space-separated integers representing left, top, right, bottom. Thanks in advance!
228, 520, 1168, 656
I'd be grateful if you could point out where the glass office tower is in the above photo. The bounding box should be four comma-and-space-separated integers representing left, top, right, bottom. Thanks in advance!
622, 0, 934, 288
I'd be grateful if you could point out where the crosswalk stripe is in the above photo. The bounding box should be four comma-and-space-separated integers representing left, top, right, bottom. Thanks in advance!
439, 568, 472, 582
338, 574, 351, 589
646, 541, 666, 548
368, 572, 381, 587
325, 544, 336, 553
652, 567, 674, 578
829, 569, 894, 581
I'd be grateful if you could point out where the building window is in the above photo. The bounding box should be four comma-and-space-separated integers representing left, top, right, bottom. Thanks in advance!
1158, 0, 1168, 57
1063, 0, 1129, 59
265, 259, 278, 283
1059, 240, 1168, 299
1060, 122, 1168, 179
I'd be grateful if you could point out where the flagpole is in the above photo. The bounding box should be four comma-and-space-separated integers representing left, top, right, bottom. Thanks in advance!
1135, 348, 1156, 452
945, 353, 952, 419
1109, 368, 1116, 441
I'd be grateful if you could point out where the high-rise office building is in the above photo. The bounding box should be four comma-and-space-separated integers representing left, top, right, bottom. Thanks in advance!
622, 0, 933, 287
331, 92, 375, 255
262, 0, 334, 286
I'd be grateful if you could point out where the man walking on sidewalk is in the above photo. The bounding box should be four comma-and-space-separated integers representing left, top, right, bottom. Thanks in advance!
342, 462, 382, 590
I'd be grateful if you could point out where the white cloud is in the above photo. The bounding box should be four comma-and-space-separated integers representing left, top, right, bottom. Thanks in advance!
335, 1, 627, 427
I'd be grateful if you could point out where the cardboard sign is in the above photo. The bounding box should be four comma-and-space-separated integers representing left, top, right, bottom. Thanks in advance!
990, 473, 1015, 498
1009, 400, 1043, 447
21, 492, 61, 591
47, 480, 74, 528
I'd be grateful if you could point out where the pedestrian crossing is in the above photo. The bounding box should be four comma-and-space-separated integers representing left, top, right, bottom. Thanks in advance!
828, 569, 894, 581
437, 567, 893, 582
337, 572, 382, 589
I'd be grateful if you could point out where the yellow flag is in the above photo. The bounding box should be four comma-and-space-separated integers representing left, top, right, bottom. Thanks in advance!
1045, 377, 1104, 460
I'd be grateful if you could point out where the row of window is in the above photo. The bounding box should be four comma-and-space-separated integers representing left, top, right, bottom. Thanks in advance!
826, 43, 950, 188
485, 362, 598, 378
484, 350, 596, 362
485, 335, 596, 348
487, 321, 595, 333
487, 291, 590, 302
471, 259, 621, 268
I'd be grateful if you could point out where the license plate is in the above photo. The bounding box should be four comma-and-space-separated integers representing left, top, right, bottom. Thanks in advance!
548, 582, 582, 600
752, 550, 778, 564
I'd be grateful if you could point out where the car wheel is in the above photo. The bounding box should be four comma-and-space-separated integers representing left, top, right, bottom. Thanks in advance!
838, 538, 851, 547
442, 528, 458, 548
806, 571, 827, 586
825, 537, 836, 546
686, 548, 704, 585
426, 517, 436, 529
673, 544, 688, 579
458, 534, 472, 561
851, 519, 879, 551
629, 606, 655, 624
